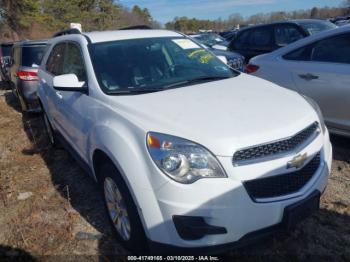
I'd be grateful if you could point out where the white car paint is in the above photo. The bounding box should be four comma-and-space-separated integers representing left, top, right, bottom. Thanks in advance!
250, 25, 350, 137
38, 29, 332, 251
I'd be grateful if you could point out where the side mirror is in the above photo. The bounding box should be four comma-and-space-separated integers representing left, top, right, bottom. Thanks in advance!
217, 55, 228, 64
53, 74, 87, 92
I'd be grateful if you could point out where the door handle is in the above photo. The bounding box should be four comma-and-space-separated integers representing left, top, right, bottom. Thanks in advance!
298, 73, 319, 81
55, 91, 63, 99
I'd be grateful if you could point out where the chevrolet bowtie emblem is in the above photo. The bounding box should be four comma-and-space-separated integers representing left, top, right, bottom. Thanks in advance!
287, 153, 308, 169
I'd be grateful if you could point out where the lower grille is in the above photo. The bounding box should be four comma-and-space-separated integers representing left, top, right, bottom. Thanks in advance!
243, 153, 321, 200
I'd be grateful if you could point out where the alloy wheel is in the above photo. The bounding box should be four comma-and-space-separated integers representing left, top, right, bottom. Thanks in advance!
104, 177, 131, 241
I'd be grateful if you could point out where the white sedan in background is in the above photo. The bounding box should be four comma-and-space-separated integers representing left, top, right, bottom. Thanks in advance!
247, 25, 350, 137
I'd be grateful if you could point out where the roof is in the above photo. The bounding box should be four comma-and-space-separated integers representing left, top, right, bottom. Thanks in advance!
15, 39, 48, 46
84, 29, 183, 43
0, 42, 14, 46
258, 24, 350, 57
238, 19, 332, 32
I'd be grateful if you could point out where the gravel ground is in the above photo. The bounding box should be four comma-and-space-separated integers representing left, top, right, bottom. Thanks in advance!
0, 83, 349, 261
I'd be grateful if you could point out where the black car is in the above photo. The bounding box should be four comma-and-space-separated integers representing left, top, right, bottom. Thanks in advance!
0, 42, 14, 82
228, 19, 337, 62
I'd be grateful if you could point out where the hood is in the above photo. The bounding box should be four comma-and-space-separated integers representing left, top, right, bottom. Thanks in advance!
106, 74, 318, 156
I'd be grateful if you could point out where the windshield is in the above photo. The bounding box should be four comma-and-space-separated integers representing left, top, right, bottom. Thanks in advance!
299, 20, 337, 35
90, 37, 238, 95
22, 45, 47, 67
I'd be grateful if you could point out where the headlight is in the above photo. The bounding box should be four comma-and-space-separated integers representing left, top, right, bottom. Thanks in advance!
146, 132, 227, 184
303, 95, 326, 133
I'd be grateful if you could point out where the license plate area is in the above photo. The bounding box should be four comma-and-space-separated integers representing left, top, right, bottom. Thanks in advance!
282, 191, 320, 229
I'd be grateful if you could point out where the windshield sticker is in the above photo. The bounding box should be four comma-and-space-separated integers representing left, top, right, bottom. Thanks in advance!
188, 49, 215, 64
172, 39, 200, 49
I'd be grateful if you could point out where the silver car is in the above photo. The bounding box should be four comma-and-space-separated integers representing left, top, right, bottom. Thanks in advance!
9, 39, 47, 112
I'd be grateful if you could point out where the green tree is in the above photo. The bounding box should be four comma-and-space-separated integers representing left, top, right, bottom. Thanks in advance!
0, 0, 41, 39
132, 5, 152, 24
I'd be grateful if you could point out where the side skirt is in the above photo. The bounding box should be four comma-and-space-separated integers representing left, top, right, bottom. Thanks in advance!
55, 131, 96, 181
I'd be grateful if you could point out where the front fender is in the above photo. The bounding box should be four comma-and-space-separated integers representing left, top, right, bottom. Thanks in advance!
88, 123, 169, 190
87, 124, 170, 240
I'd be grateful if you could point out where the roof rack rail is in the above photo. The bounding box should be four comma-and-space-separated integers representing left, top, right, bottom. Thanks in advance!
53, 28, 81, 37
119, 25, 152, 30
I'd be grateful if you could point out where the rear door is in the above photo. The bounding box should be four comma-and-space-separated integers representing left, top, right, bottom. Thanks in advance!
285, 33, 350, 131
54, 42, 89, 158
41, 43, 66, 127
229, 30, 253, 61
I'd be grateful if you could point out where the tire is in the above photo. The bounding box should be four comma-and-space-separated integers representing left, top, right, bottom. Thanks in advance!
98, 162, 148, 254
43, 110, 58, 147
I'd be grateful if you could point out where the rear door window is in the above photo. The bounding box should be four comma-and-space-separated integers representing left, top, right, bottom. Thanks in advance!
274, 24, 304, 46
22, 45, 47, 67
311, 33, 350, 64
233, 30, 251, 50
46, 43, 65, 75
248, 27, 273, 50
284, 33, 350, 64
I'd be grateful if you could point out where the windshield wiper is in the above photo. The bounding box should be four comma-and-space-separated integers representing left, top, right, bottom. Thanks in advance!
107, 76, 230, 95
107, 89, 164, 95
163, 76, 230, 89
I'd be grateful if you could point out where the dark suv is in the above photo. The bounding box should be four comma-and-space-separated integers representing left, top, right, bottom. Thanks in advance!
229, 19, 337, 62
0, 42, 14, 83
10, 39, 47, 112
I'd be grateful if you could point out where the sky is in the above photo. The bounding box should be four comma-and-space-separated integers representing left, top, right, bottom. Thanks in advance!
120, 0, 345, 23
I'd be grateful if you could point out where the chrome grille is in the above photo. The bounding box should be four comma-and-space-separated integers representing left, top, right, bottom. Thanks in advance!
243, 152, 321, 200
232, 122, 319, 164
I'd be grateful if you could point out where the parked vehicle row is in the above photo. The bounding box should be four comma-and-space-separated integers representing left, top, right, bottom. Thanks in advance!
36, 28, 331, 254
247, 25, 350, 137
227, 19, 337, 62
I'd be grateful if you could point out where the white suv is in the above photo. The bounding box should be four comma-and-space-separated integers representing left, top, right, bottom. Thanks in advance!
38, 28, 332, 254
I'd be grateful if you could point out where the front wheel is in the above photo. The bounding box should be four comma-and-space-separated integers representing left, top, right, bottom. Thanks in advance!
99, 162, 148, 254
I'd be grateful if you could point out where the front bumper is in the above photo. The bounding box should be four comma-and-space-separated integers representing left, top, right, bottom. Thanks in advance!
149, 190, 322, 254
140, 130, 332, 251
